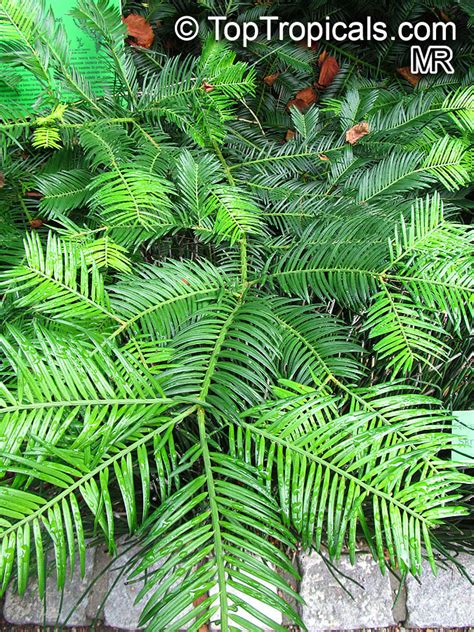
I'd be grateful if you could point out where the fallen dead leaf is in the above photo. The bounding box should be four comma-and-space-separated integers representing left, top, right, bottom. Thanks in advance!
193, 592, 208, 632
264, 72, 280, 87
123, 14, 154, 49
346, 121, 370, 145
202, 81, 214, 93
286, 98, 305, 111
319, 51, 329, 64
287, 86, 318, 112
396, 66, 420, 87
296, 86, 318, 106
0, 172, 4, 188
286, 99, 305, 112
30, 218, 44, 229
318, 154, 329, 161
285, 129, 296, 142
193, 562, 209, 632
317, 55, 340, 88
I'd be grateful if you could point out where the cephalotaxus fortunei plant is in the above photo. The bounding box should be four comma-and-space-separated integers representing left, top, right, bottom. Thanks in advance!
0, 0, 472, 629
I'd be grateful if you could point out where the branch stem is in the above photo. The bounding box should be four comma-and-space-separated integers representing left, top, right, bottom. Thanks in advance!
198, 407, 228, 630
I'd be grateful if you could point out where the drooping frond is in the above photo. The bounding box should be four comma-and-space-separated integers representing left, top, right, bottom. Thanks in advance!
133, 450, 303, 631
0, 323, 189, 595
241, 382, 471, 574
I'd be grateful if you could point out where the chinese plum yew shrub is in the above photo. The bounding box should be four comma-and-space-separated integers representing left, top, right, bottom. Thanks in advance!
0, 0, 472, 629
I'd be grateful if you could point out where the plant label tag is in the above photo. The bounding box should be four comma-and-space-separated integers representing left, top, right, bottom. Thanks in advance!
452, 410, 474, 464
0, 0, 122, 108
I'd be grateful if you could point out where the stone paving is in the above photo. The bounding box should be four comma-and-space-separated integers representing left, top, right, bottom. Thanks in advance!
2, 545, 473, 630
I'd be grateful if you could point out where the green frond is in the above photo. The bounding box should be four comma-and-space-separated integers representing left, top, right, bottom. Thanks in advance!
0, 326, 170, 459
0, 0, 100, 109
368, 85, 474, 135
443, 85, 474, 132
163, 293, 280, 419
0, 232, 115, 324
0, 0, 53, 89
355, 150, 433, 203
175, 149, 223, 222
211, 186, 265, 244
0, 409, 190, 596
242, 384, 471, 574
133, 449, 303, 631
366, 285, 450, 376
108, 258, 233, 341
36, 169, 91, 216
81, 236, 132, 273
423, 136, 471, 191
198, 37, 256, 106
0, 321, 191, 595
388, 194, 473, 329
247, 37, 314, 75
71, 0, 135, 103
32, 126, 62, 150
138, 37, 255, 146
289, 106, 321, 142
79, 124, 135, 169
268, 226, 385, 306
88, 167, 176, 229
272, 298, 365, 384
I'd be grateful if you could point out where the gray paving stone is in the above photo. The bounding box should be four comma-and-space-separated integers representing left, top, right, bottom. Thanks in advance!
406, 554, 474, 627
103, 539, 192, 630
389, 571, 407, 625
299, 552, 395, 630
3, 548, 95, 626
103, 541, 149, 630
86, 544, 112, 623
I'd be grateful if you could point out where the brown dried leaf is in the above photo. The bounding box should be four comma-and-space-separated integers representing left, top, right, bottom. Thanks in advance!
123, 14, 154, 49
202, 81, 214, 93
346, 122, 370, 145
0, 172, 4, 188
30, 218, 44, 229
287, 86, 318, 112
318, 51, 329, 65
396, 66, 420, 87
287, 98, 304, 111
264, 72, 280, 87
318, 55, 340, 88
285, 129, 296, 142
318, 154, 329, 161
